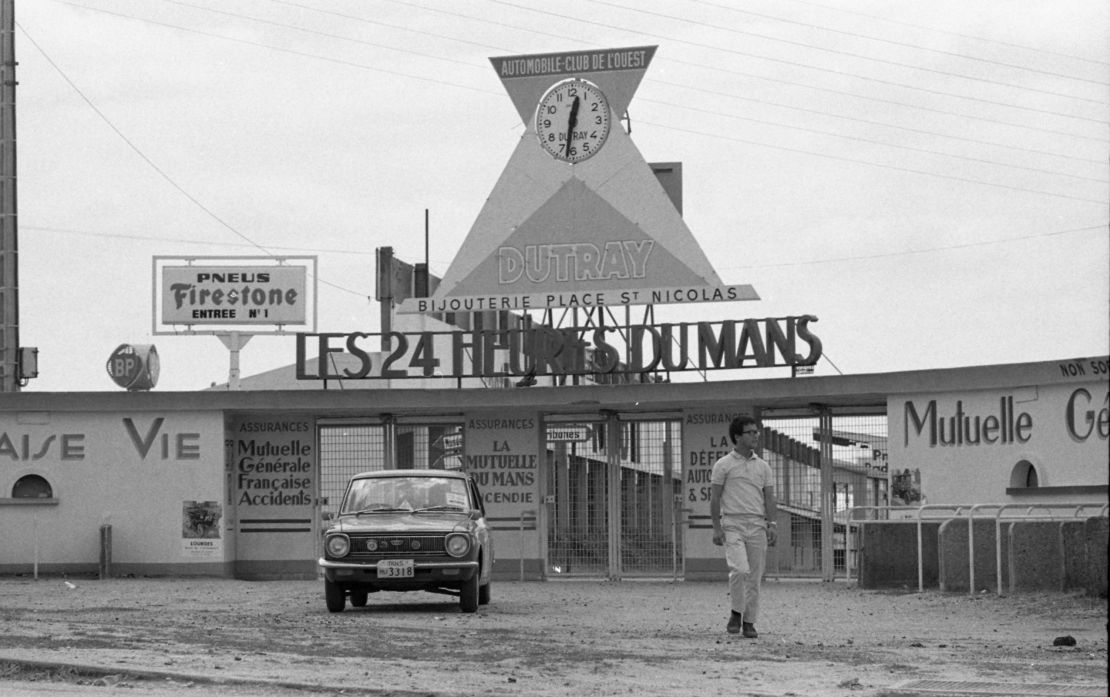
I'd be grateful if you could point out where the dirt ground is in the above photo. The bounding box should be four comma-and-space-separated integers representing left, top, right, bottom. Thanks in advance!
0, 575, 1105, 697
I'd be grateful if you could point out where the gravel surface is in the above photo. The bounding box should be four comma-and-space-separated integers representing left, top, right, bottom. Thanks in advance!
0, 576, 1105, 696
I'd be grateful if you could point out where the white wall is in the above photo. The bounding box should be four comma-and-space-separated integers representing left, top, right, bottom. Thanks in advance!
888, 380, 1108, 505
0, 411, 226, 572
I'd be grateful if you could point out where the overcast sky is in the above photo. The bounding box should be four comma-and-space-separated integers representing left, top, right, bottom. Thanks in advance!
13, 0, 1109, 392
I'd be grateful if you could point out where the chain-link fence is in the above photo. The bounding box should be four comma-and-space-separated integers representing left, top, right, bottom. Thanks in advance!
762, 412, 888, 578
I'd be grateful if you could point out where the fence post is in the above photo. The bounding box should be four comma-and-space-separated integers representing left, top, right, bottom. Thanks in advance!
817, 407, 835, 582
33, 508, 39, 580
519, 510, 535, 581
98, 524, 112, 579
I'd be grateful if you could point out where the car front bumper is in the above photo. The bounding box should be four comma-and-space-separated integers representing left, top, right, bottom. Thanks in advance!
319, 558, 479, 584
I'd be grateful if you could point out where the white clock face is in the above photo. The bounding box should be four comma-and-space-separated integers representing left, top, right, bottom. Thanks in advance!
535, 79, 611, 163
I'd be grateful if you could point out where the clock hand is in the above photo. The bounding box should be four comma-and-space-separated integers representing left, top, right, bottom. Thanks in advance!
564, 96, 580, 158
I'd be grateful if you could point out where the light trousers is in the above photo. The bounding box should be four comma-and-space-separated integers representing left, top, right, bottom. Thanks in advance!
723, 524, 768, 622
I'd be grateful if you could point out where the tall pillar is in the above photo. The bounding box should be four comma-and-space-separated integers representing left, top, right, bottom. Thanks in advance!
0, 0, 19, 392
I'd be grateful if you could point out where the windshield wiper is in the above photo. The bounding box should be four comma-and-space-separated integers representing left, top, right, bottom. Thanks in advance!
414, 505, 465, 513
354, 507, 410, 515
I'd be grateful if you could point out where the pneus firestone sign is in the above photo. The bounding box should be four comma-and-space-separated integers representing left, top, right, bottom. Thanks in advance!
160, 265, 307, 326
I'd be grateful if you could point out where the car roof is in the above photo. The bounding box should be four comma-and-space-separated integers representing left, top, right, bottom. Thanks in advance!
350, 469, 468, 480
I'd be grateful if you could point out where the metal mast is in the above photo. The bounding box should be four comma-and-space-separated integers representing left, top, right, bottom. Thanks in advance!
0, 0, 18, 392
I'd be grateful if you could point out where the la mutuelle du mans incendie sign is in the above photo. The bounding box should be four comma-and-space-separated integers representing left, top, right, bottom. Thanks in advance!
295, 46, 823, 382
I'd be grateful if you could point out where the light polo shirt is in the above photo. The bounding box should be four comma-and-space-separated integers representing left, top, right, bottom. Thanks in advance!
710, 449, 774, 519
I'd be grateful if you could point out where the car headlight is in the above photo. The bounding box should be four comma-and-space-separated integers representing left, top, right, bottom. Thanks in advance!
445, 533, 471, 558
326, 534, 350, 558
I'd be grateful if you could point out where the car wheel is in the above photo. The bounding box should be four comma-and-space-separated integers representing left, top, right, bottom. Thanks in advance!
478, 580, 491, 606
349, 590, 368, 607
459, 573, 479, 613
324, 579, 346, 613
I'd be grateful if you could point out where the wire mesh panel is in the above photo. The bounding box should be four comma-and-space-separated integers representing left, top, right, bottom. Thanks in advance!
318, 424, 386, 522
619, 419, 683, 578
395, 423, 464, 471
761, 412, 887, 578
546, 421, 610, 576
546, 418, 683, 578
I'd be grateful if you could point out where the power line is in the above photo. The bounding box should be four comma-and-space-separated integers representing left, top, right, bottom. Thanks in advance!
25, 224, 1106, 273
54, 1, 503, 97
17, 21, 370, 299
719, 225, 1108, 271
688, 0, 1107, 88
639, 94, 1107, 183
382, 0, 1106, 143
647, 76, 1106, 163
182, 0, 1110, 166
22, 225, 377, 255
18, 24, 271, 255
162, 0, 484, 71
589, 0, 1107, 103
369, 0, 591, 48
487, 0, 1108, 124
44, 1, 1107, 206
782, 0, 1110, 67
648, 62, 1107, 145
264, 0, 512, 54
637, 117, 1106, 205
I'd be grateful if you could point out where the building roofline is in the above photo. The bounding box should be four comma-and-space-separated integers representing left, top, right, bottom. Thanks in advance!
5, 355, 1104, 416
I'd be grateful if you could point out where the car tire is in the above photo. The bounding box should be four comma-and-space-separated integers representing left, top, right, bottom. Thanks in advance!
478, 581, 491, 605
324, 579, 346, 613
349, 590, 368, 607
459, 573, 479, 613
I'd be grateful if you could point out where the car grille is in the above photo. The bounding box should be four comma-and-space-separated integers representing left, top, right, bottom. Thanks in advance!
345, 534, 447, 559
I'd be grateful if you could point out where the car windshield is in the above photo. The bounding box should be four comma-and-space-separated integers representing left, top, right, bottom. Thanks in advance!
342, 475, 471, 514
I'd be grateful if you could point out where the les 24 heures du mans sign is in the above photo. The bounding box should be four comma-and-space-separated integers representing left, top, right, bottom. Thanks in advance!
295, 315, 822, 381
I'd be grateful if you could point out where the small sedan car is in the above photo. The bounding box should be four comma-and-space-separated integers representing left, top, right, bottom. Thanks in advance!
319, 469, 493, 613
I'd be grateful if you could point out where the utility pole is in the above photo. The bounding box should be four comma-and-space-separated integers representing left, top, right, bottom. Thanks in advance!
0, 0, 19, 392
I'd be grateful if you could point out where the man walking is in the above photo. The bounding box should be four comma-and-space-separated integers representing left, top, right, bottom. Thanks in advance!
710, 415, 777, 638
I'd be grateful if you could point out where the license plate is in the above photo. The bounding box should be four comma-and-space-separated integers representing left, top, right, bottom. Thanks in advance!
377, 559, 414, 578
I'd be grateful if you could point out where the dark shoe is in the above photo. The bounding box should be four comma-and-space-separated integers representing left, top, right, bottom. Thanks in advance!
742, 622, 758, 638
726, 613, 742, 634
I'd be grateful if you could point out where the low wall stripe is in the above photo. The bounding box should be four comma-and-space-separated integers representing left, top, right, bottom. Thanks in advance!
240, 518, 311, 524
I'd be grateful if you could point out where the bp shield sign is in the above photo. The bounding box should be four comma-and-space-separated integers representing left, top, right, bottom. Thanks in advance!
106, 344, 160, 391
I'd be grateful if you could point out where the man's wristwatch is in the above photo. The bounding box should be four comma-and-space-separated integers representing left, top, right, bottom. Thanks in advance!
766, 521, 777, 527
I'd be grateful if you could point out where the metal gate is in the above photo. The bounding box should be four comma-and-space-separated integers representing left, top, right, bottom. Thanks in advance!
317, 419, 464, 527
761, 410, 888, 578
546, 415, 683, 579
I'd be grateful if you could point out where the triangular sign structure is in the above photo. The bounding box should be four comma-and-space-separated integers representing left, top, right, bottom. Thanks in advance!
399, 46, 758, 314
